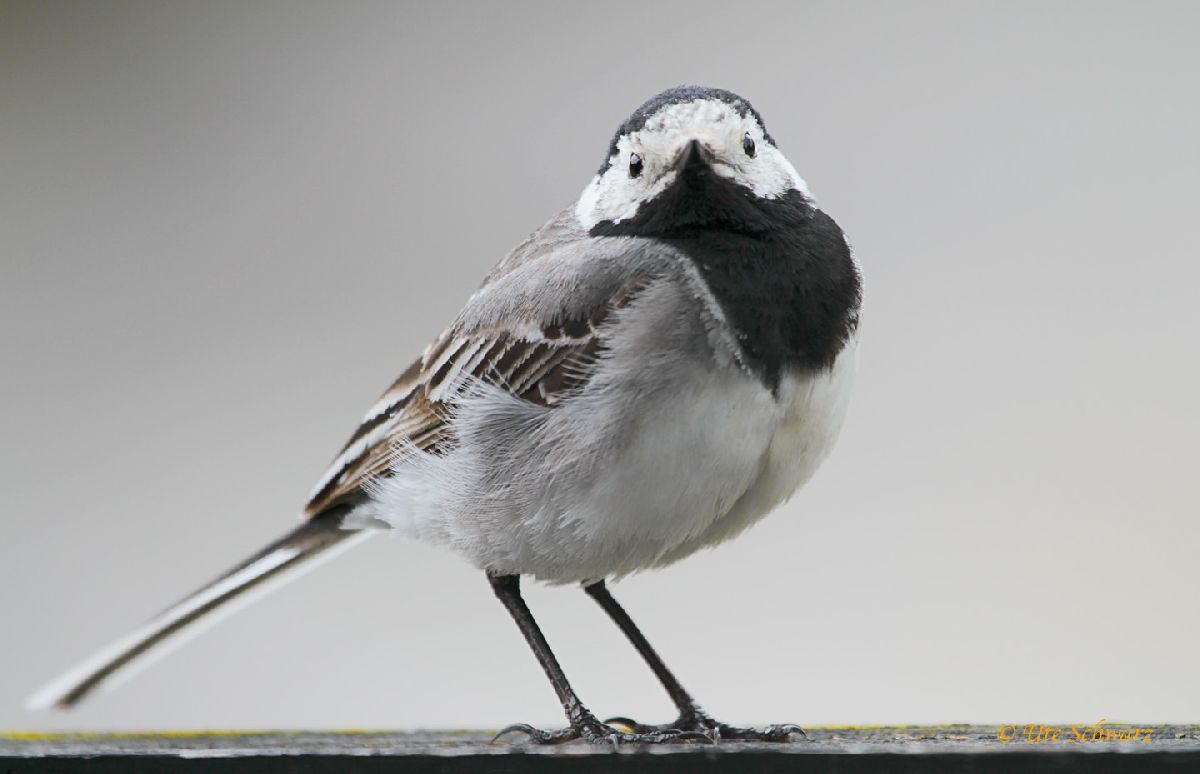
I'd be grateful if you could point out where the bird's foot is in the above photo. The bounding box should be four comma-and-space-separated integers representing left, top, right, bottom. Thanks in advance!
706, 722, 806, 742
493, 708, 712, 746
605, 706, 806, 743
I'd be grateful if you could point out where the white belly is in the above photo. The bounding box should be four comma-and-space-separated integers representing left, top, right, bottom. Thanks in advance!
653, 332, 860, 567
364, 333, 858, 583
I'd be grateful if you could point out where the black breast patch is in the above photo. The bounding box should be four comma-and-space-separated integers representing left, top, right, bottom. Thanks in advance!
590, 176, 861, 391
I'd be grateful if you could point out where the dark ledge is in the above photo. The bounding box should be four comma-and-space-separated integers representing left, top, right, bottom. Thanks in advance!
3, 726, 1199, 773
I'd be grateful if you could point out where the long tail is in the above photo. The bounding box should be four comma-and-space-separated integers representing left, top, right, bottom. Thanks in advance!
27, 512, 372, 709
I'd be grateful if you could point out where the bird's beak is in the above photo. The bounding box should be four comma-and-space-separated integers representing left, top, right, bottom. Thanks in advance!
676, 139, 712, 174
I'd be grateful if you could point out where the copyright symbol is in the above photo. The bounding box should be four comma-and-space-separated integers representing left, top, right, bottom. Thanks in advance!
998, 724, 1016, 742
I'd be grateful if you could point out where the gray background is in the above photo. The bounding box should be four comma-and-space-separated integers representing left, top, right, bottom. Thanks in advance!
2, 0, 1198, 732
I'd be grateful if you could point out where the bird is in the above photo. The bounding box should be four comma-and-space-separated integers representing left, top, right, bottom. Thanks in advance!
29, 85, 863, 744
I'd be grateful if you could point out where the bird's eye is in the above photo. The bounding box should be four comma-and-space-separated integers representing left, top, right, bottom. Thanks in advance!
742, 133, 756, 158
629, 152, 643, 178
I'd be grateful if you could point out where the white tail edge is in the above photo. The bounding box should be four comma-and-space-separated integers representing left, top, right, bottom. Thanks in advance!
27, 524, 373, 710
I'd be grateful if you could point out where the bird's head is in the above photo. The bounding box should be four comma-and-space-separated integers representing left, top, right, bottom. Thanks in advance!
576, 86, 811, 236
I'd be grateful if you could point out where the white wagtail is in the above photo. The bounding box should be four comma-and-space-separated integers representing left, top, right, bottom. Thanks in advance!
31, 85, 862, 744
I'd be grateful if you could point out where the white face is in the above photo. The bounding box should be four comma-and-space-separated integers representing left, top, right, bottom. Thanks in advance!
575, 98, 811, 230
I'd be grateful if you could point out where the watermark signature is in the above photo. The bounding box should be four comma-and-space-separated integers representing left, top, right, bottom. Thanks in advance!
997, 720, 1153, 743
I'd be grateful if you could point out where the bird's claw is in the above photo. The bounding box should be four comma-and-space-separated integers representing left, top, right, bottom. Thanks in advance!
492, 723, 580, 745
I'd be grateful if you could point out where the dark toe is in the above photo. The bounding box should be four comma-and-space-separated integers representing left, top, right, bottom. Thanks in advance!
714, 722, 807, 742
603, 716, 659, 734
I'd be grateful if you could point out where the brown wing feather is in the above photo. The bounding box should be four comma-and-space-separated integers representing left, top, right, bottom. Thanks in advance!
305, 325, 604, 517
304, 276, 653, 517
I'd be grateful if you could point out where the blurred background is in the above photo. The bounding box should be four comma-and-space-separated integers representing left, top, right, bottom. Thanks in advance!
2, 0, 1198, 732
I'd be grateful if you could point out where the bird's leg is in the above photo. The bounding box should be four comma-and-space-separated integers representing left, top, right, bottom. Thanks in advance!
488, 573, 709, 745
584, 579, 805, 742
583, 579, 706, 728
